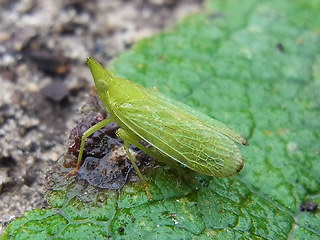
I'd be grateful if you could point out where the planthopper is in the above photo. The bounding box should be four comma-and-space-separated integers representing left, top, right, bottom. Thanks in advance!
67, 58, 249, 200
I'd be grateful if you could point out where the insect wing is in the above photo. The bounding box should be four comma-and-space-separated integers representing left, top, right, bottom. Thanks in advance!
161, 94, 249, 146
112, 90, 244, 177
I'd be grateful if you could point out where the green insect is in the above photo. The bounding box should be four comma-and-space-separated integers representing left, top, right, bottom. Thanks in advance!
68, 58, 249, 200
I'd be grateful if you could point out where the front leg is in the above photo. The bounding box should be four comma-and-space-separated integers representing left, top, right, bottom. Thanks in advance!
66, 117, 115, 178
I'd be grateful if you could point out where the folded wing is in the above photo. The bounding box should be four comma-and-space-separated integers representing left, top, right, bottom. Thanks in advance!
113, 91, 244, 177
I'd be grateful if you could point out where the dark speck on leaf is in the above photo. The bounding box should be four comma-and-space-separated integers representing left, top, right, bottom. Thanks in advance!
300, 201, 318, 212
276, 43, 285, 52
209, 12, 224, 19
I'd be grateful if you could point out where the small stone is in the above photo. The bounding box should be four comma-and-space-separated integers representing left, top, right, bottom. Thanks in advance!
41, 81, 69, 102
26, 83, 40, 93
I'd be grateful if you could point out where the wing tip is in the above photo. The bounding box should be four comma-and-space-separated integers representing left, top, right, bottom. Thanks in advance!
242, 140, 249, 146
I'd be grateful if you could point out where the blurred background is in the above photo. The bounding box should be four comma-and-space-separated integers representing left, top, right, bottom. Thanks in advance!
0, 0, 203, 233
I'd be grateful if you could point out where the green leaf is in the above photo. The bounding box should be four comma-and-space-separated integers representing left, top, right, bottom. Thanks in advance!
2, 0, 320, 239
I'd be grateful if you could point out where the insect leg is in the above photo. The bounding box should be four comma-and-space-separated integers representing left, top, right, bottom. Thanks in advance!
66, 117, 115, 178
117, 128, 152, 201
117, 129, 191, 183
128, 139, 188, 178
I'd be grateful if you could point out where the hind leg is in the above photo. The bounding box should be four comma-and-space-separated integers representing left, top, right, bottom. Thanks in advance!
117, 128, 152, 201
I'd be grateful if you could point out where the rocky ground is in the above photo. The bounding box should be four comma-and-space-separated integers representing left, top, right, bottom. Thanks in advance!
0, 0, 203, 234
